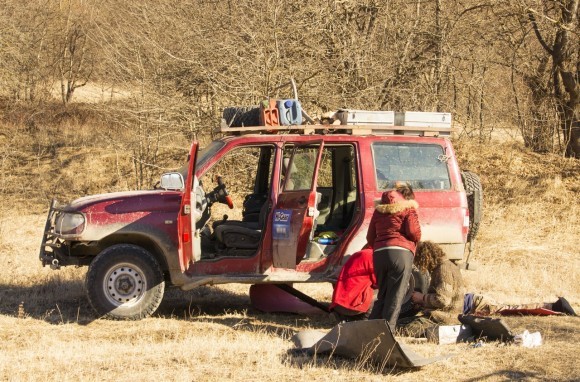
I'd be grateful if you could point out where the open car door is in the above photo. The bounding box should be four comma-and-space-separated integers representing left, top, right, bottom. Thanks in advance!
272, 141, 324, 268
178, 141, 198, 272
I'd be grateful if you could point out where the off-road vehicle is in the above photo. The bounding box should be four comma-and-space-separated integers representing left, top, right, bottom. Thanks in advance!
40, 109, 482, 320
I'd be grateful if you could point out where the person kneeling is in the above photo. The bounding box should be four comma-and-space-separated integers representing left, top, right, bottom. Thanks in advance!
397, 241, 465, 336
329, 248, 377, 323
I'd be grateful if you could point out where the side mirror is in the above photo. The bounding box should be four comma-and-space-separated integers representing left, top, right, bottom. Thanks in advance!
160, 172, 184, 190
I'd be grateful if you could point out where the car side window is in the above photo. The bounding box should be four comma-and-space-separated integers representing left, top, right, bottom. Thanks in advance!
283, 146, 319, 191
372, 143, 451, 190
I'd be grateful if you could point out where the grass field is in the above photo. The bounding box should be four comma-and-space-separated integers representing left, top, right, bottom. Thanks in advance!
1, 133, 579, 381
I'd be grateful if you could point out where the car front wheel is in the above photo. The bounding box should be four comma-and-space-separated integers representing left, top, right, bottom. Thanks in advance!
86, 244, 165, 320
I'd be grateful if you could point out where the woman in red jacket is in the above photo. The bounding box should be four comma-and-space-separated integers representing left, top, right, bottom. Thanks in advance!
367, 183, 421, 328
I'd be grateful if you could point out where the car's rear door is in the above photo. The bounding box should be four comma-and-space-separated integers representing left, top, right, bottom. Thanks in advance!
177, 142, 198, 272
371, 140, 468, 259
271, 141, 324, 268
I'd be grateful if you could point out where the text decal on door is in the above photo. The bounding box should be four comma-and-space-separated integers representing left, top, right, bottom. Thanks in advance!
273, 209, 292, 239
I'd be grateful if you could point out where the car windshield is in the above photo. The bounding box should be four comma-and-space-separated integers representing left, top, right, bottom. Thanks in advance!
177, 140, 226, 179
372, 142, 451, 190
197, 140, 226, 168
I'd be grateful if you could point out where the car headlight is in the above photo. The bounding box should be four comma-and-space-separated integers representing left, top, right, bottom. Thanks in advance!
55, 212, 85, 235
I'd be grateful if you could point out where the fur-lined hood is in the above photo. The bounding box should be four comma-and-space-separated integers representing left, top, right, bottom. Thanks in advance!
376, 199, 419, 214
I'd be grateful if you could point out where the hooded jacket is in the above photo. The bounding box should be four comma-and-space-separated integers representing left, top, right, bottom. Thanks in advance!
423, 258, 466, 324
366, 190, 421, 254
330, 248, 376, 313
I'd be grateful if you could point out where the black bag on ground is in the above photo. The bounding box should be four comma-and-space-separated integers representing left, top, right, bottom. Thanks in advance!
458, 314, 514, 342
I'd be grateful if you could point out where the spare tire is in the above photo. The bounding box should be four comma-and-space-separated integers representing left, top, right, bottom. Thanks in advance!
222, 106, 260, 127
461, 171, 483, 241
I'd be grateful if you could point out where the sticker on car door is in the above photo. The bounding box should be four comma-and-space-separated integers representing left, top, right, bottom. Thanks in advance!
272, 209, 292, 239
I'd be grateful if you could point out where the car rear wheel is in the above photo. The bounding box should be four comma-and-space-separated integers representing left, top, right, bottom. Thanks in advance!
86, 244, 165, 320
461, 171, 483, 241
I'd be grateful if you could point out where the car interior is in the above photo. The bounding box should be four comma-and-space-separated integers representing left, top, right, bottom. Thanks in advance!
196, 143, 359, 262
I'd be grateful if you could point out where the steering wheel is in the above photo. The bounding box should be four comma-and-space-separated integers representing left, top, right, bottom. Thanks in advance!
213, 176, 234, 209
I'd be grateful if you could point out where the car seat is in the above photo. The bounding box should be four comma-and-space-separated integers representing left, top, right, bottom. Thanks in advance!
214, 200, 269, 251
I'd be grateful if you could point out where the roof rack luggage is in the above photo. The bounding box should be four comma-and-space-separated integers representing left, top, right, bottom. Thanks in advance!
218, 110, 454, 137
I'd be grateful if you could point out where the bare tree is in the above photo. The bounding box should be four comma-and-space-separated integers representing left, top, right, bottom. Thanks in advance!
526, 0, 579, 156
1, 0, 577, 158
52, 0, 98, 105
0, 0, 55, 101
497, 0, 580, 156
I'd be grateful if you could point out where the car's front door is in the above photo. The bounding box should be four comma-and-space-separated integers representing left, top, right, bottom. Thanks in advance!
177, 141, 198, 272
271, 141, 324, 268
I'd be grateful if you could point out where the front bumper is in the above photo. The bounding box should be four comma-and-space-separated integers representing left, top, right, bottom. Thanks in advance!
39, 199, 89, 269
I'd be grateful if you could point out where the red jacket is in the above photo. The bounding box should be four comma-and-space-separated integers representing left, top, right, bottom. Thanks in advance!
366, 191, 421, 254
330, 248, 376, 313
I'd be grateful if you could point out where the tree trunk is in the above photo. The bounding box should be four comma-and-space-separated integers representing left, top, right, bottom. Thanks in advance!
528, 0, 579, 157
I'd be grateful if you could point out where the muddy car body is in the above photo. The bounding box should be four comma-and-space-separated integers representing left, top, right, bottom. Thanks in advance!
40, 122, 481, 319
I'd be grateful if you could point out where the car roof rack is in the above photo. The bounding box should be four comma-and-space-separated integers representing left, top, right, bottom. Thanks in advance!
216, 123, 455, 137
218, 109, 455, 137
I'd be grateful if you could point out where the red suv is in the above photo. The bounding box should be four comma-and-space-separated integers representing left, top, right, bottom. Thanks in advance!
40, 114, 482, 320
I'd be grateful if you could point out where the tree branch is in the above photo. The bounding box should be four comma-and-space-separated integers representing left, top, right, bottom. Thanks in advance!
527, 11, 553, 55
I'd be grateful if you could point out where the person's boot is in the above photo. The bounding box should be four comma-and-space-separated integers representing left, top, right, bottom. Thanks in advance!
552, 297, 577, 316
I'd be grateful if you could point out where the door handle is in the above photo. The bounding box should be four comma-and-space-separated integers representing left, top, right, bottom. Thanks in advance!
298, 195, 307, 204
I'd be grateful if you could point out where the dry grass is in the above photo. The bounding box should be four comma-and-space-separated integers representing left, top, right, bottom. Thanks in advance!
1, 121, 579, 380
454, 138, 580, 306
